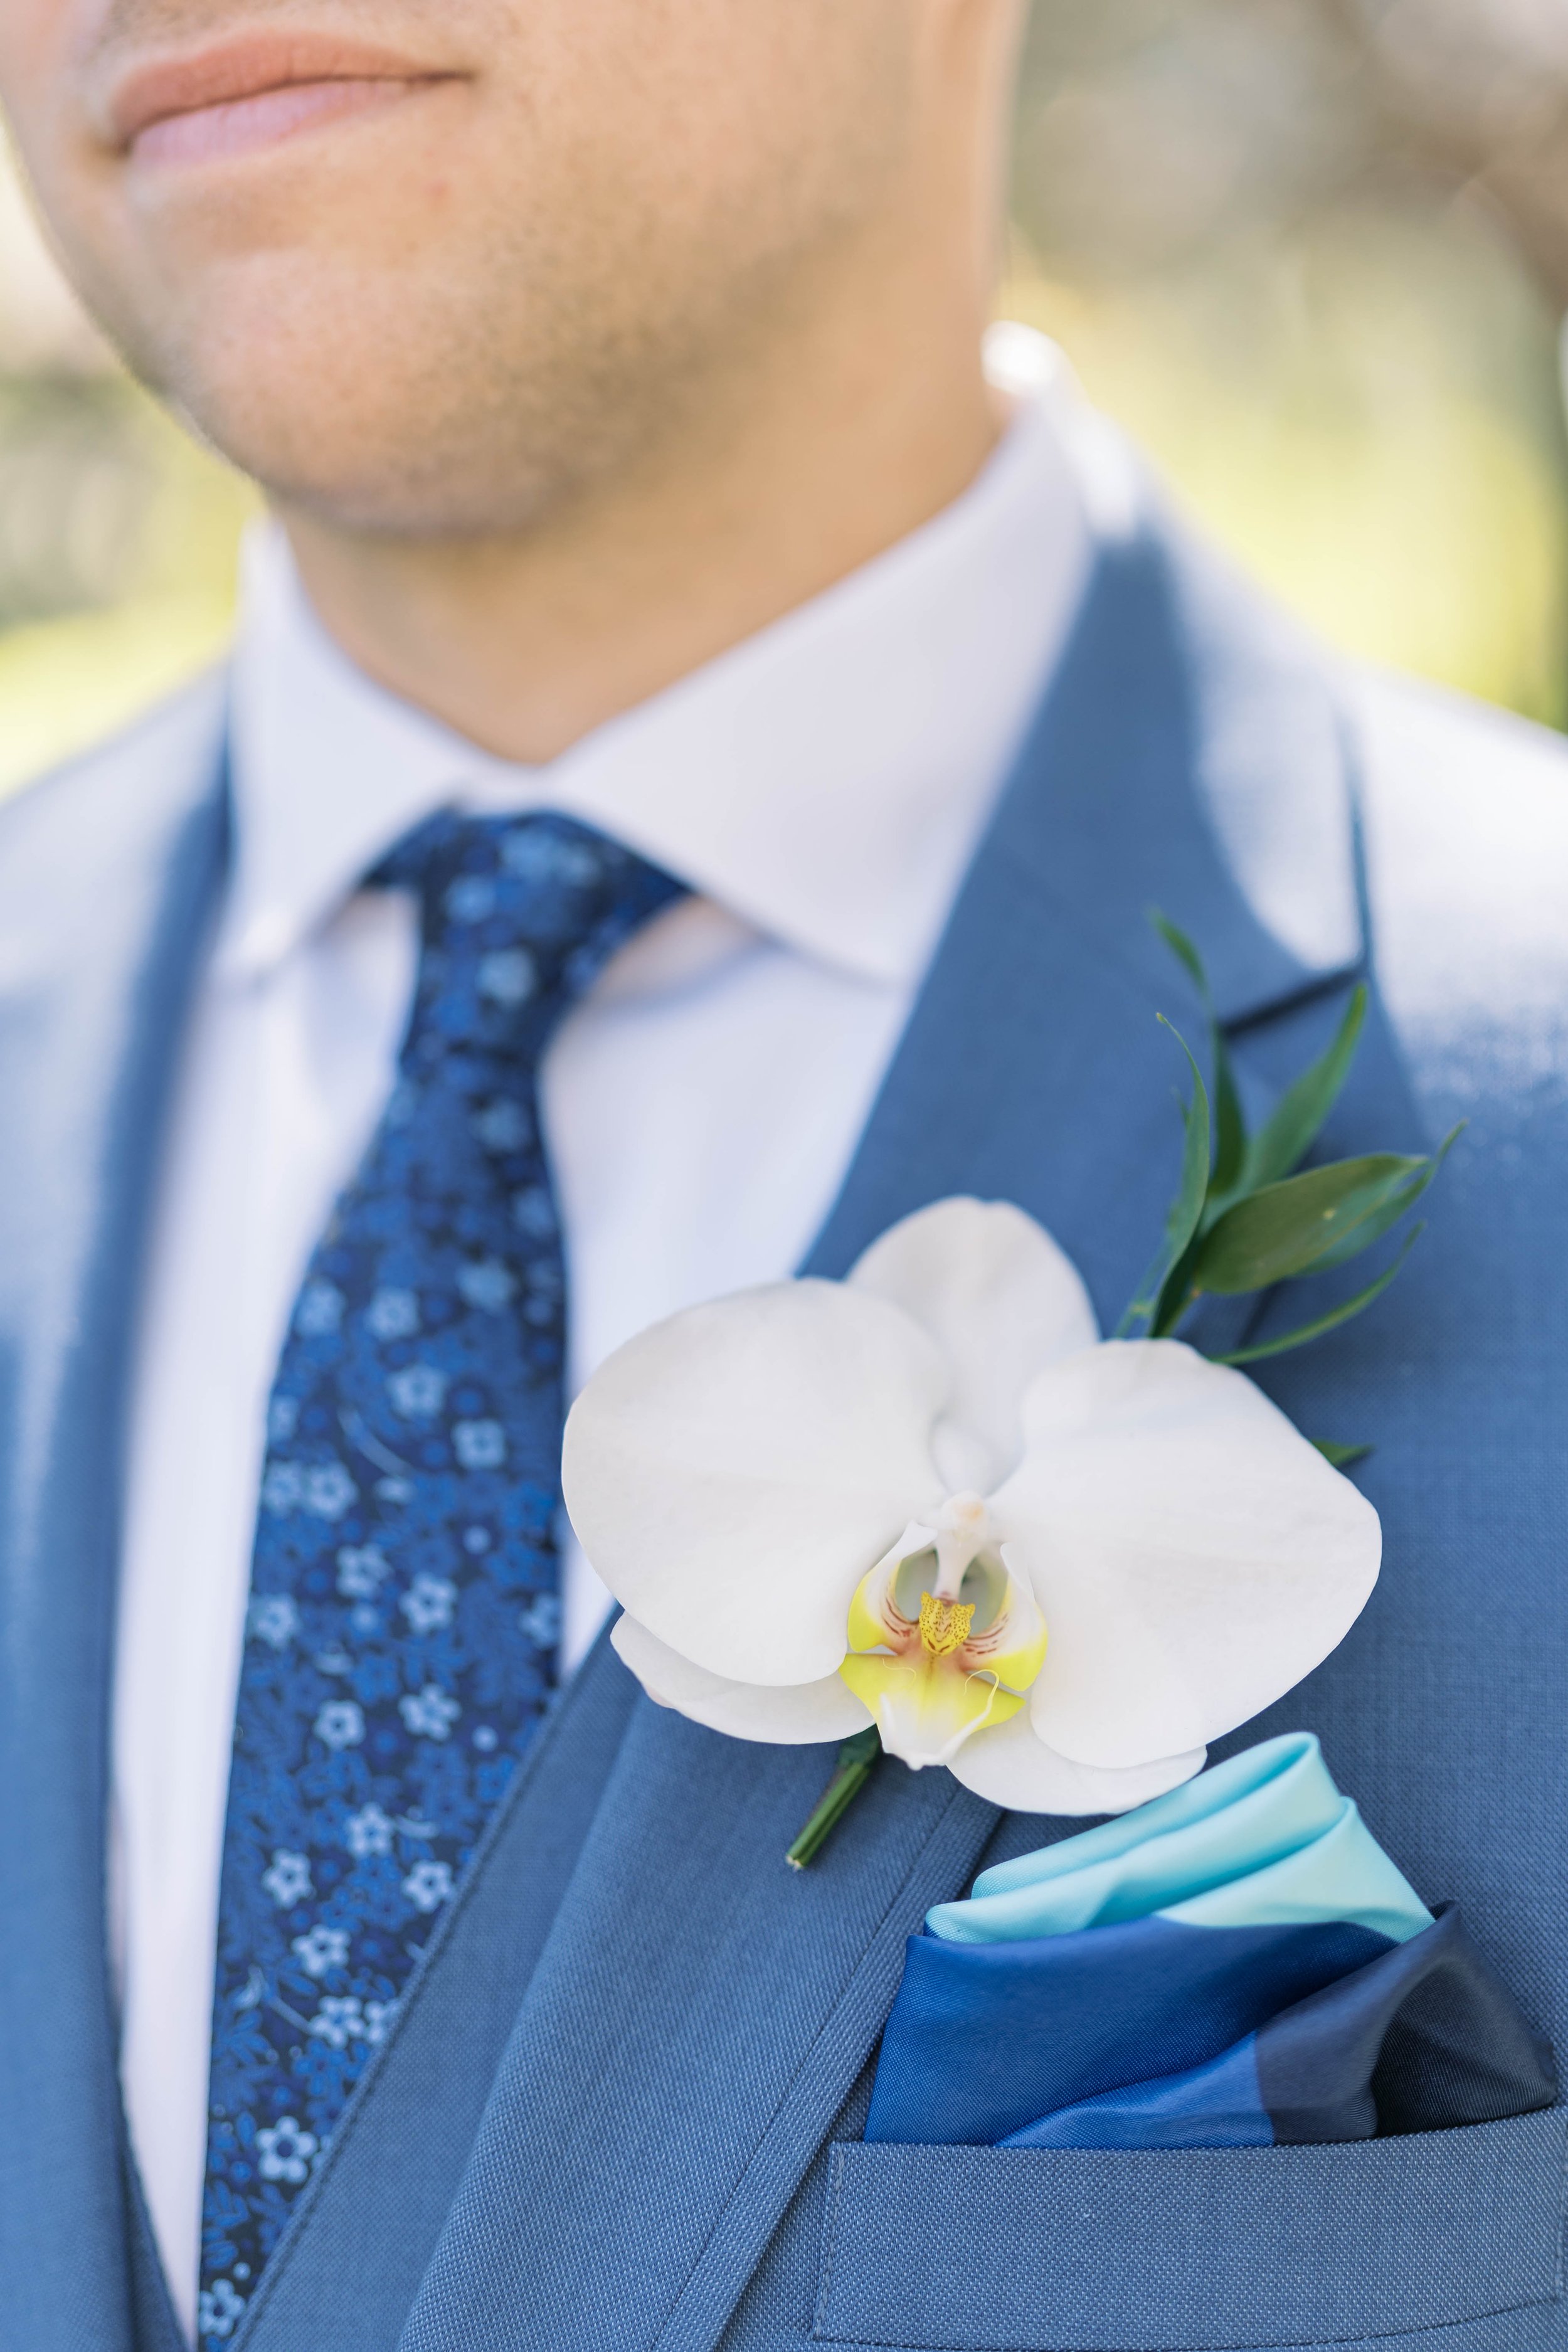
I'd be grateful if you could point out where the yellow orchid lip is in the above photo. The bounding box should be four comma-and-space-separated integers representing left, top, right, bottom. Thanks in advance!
839, 1526, 1048, 1771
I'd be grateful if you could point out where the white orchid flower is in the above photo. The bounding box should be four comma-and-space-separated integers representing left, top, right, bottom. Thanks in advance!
562, 1199, 1382, 1816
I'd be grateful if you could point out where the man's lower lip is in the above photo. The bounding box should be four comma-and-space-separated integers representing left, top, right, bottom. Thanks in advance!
129, 76, 422, 169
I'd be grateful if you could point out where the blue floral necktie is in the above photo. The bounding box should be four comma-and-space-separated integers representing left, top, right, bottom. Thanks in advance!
197, 812, 682, 2345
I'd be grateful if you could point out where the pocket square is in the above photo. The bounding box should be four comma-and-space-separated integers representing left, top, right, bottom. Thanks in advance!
867, 1734, 1555, 2149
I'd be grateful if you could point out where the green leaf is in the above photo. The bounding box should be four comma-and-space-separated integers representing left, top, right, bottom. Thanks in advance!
1242, 984, 1367, 1192
1160, 1017, 1212, 1261
1209, 1034, 1247, 1204
1149, 909, 1207, 997
1151, 910, 1246, 1202
1214, 1223, 1424, 1366
1119, 1017, 1212, 1338
1113, 1236, 1177, 1340
1146, 1020, 1216, 1337
1308, 1123, 1464, 1271
1149, 1231, 1201, 1340
1312, 1439, 1374, 1469
1192, 1150, 1430, 1295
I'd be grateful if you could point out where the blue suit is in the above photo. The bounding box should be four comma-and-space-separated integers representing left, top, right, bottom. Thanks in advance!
3, 492, 1565, 2352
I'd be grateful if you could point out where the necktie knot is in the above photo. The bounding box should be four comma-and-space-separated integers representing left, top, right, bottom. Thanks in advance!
371, 810, 683, 1057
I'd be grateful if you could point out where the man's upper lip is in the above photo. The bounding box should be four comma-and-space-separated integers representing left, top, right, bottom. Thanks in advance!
103, 31, 447, 149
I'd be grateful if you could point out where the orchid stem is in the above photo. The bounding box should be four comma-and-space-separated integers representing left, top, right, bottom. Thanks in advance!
786, 1728, 883, 1870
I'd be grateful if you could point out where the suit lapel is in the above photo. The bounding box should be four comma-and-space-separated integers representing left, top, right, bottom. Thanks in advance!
389, 512, 1377, 2352
809, 512, 1364, 1309
0, 679, 229, 2352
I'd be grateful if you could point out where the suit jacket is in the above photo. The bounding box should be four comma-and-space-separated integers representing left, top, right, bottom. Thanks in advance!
3, 492, 1566, 2352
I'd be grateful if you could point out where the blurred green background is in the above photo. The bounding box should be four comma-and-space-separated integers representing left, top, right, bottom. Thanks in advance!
2, 0, 1567, 794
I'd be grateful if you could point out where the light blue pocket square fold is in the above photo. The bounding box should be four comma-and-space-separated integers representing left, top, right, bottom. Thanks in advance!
867, 1734, 1555, 2149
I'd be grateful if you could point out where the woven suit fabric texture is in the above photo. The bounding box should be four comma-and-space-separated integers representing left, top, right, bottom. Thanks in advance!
197, 811, 682, 2345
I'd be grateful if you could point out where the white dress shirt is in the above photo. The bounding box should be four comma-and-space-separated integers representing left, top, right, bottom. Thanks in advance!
109, 328, 1095, 2335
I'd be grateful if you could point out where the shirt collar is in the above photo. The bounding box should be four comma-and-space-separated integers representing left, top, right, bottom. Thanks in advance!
221, 328, 1094, 990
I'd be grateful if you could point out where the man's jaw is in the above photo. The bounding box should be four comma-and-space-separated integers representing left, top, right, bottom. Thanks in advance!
99, 26, 462, 168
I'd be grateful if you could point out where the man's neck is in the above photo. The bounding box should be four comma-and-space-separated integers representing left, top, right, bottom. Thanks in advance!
279, 257, 1007, 769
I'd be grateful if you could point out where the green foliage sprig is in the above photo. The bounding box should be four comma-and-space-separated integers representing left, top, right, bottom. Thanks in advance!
1117, 914, 1461, 1391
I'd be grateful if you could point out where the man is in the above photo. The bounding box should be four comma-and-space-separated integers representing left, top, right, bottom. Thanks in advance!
0, 4, 1564, 2349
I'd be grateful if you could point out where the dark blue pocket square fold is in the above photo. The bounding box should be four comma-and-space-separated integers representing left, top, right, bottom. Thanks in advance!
867, 1735, 1555, 2149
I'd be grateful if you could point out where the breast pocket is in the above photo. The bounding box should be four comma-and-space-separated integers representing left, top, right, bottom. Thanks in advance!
812, 2112, 1568, 2352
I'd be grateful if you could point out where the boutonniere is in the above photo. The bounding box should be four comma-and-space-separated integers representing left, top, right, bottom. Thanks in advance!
562, 919, 1459, 1864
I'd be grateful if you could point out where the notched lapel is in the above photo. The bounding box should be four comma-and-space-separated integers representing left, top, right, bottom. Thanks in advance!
808, 517, 1365, 1323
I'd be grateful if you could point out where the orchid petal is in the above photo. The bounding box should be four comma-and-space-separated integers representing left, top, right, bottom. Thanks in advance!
993, 1340, 1381, 1770
612, 1614, 872, 1744
848, 1199, 1098, 1490
563, 1281, 946, 1685
946, 1709, 1207, 1814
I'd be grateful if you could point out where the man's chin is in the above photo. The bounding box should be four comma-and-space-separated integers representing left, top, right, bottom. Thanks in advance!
114, 230, 696, 540
106, 251, 459, 513
146, 326, 566, 541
